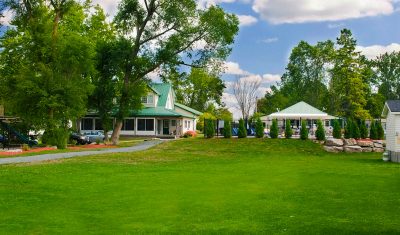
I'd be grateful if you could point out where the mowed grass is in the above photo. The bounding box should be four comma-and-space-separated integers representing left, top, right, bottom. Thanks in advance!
0, 138, 399, 234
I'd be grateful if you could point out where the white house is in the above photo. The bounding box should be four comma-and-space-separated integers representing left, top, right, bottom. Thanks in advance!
261, 101, 338, 134
382, 100, 400, 163
79, 83, 202, 137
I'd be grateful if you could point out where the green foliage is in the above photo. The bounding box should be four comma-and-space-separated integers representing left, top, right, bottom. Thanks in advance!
332, 119, 342, 139
373, 52, 400, 101
353, 121, 361, 139
315, 120, 325, 141
344, 120, 353, 139
369, 121, 378, 140
269, 119, 279, 139
359, 120, 368, 139
255, 118, 264, 138
285, 119, 293, 139
197, 113, 216, 132
376, 121, 384, 140
238, 119, 247, 138
173, 68, 225, 112
41, 128, 69, 149
0, 1, 95, 133
223, 121, 232, 139
204, 119, 215, 139
300, 120, 308, 140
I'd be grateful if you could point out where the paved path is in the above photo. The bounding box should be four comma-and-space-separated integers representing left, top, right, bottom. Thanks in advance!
0, 140, 164, 165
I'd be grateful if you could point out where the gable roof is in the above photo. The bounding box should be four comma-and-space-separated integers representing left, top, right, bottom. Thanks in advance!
273, 101, 326, 115
175, 103, 203, 116
386, 100, 400, 112
150, 83, 172, 107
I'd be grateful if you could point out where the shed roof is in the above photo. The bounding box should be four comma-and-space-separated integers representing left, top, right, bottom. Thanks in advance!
175, 103, 203, 116
262, 101, 338, 120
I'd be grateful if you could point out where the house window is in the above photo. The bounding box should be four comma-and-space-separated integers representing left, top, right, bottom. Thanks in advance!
171, 120, 176, 127
137, 119, 154, 131
141, 95, 154, 104
95, 119, 103, 130
123, 119, 135, 131
82, 118, 93, 130
184, 121, 187, 128
188, 121, 191, 129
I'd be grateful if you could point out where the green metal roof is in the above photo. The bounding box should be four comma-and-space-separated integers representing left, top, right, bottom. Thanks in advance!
150, 83, 172, 107
175, 103, 203, 115
130, 107, 194, 118
275, 101, 326, 115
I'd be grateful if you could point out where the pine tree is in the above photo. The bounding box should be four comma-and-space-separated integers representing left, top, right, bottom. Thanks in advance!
270, 119, 279, 139
204, 119, 215, 138
223, 120, 232, 138
238, 119, 247, 138
332, 119, 342, 139
353, 120, 361, 139
315, 119, 325, 141
376, 121, 384, 140
300, 120, 308, 140
369, 121, 377, 140
344, 119, 353, 139
285, 119, 293, 139
255, 118, 264, 138
359, 120, 368, 139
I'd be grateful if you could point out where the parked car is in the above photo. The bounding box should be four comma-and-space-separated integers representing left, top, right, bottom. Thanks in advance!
83, 131, 105, 143
70, 132, 90, 145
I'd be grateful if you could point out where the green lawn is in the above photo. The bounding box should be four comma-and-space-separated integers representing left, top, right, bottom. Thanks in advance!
0, 138, 399, 234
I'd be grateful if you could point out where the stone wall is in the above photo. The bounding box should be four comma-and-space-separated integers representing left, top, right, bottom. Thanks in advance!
324, 138, 385, 153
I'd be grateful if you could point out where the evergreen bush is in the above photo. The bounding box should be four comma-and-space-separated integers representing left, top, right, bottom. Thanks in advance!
332, 119, 342, 139
300, 120, 308, 140
285, 119, 292, 139
223, 120, 232, 138
269, 119, 279, 139
204, 119, 215, 138
238, 119, 247, 138
315, 119, 325, 141
41, 128, 69, 149
344, 119, 353, 139
359, 120, 368, 139
376, 121, 384, 140
369, 121, 378, 140
353, 120, 361, 139
255, 118, 264, 138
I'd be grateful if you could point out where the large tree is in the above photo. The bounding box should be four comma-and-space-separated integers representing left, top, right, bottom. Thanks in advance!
109, 0, 239, 144
233, 77, 261, 120
173, 68, 225, 112
0, 0, 96, 147
373, 52, 400, 100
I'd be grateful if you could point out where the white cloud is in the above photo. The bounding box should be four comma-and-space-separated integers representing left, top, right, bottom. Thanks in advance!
328, 23, 346, 29
197, 0, 236, 9
237, 15, 258, 26
224, 61, 251, 75
92, 0, 120, 18
357, 43, 400, 59
1, 10, 13, 26
262, 37, 278, 44
252, 0, 394, 24
262, 74, 281, 83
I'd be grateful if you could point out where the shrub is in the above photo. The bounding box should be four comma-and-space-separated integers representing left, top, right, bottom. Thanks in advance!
353, 121, 361, 139
359, 120, 368, 139
238, 119, 247, 138
223, 120, 232, 138
315, 119, 325, 141
22, 144, 30, 151
369, 121, 378, 140
344, 119, 353, 139
255, 118, 264, 138
285, 119, 292, 139
300, 120, 308, 140
41, 128, 69, 149
183, 130, 197, 138
332, 119, 342, 139
204, 119, 215, 138
270, 119, 278, 139
376, 121, 384, 140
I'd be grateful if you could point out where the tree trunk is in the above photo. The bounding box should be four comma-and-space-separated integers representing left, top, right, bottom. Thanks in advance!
111, 120, 123, 145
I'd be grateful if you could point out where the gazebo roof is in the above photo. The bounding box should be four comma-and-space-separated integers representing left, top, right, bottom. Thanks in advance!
263, 101, 337, 119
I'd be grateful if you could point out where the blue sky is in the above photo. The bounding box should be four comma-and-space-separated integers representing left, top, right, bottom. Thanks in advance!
2, 0, 400, 118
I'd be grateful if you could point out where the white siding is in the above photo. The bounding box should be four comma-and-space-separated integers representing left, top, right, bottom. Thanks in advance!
165, 90, 174, 110
396, 114, 400, 152
386, 113, 397, 152
143, 91, 158, 108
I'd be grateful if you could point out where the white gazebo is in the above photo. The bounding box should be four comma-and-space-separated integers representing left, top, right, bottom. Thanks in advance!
261, 101, 339, 135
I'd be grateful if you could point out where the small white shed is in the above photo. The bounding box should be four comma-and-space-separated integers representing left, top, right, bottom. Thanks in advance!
382, 100, 400, 163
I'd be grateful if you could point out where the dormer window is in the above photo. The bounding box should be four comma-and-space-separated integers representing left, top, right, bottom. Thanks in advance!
141, 95, 154, 104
